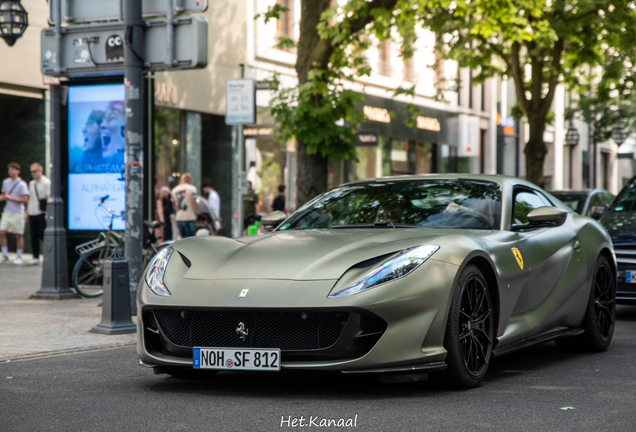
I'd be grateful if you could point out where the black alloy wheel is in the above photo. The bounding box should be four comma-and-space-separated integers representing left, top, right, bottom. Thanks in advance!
458, 273, 494, 377
431, 264, 495, 389
592, 258, 615, 343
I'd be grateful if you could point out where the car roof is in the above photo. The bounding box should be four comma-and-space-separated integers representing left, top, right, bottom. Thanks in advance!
550, 189, 612, 194
341, 173, 533, 189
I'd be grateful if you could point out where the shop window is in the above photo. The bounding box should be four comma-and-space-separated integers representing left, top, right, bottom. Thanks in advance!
390, 140, 415, 174
440, 144, 458, 173
415, 143, 434, 174
354, 145, 379, 180
154, 108, 181, 190
246, 138, 286, 213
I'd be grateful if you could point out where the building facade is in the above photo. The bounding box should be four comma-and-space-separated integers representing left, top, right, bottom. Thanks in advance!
3, 0, 634, 247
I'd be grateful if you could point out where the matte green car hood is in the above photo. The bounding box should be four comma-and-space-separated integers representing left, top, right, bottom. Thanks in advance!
173, 228, 447, 281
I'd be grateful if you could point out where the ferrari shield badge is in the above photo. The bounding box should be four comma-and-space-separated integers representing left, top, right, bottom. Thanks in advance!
511, 248, 524, 270
239, 289, 249, 298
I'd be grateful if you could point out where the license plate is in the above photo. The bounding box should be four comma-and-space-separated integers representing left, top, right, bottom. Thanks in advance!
193, 347, 281, 371
627, 271, 636, 284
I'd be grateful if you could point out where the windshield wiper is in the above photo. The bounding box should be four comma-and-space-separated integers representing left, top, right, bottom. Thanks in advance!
331, 222, 420, 229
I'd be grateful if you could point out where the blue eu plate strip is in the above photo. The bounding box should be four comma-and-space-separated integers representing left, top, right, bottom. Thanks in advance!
193, 348, 201, 368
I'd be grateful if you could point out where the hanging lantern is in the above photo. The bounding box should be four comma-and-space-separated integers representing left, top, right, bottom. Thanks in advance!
0, 0, 28, 47
612, 119, 629, 146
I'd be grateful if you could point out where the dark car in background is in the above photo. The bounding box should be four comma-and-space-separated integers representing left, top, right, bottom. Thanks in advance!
551, 189, 615, 218
598, 176, 636, 304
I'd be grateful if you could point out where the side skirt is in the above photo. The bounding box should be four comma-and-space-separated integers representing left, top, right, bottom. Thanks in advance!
493, 327, 584, 357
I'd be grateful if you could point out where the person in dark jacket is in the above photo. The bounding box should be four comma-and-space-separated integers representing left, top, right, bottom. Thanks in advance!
160, 186, 175, 241
272, 184, 286, 213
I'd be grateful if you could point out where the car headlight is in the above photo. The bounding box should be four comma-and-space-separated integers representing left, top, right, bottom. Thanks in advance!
144, 247, 174, 296
328, 245, 440, 298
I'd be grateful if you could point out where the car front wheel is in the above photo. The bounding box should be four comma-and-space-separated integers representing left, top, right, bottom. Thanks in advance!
432, 264, 495, 389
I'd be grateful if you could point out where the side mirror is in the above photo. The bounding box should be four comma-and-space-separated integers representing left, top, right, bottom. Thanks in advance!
590, 205, 607, 220
512, 206, 567, 231
260, 211, 287, 231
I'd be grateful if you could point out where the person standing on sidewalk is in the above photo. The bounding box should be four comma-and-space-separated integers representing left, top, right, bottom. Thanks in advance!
171, 173, 198, 238
27, 163, 51, 264
0, 163, 29, 264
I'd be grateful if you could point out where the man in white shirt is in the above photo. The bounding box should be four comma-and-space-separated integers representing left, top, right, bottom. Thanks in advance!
202, 184, 221, 219
0, 162, 29, 264
27, 163, 51, 264
171, 173, 198, 238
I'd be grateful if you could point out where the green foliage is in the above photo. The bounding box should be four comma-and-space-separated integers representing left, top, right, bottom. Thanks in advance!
262, 0, 430, 162
424, 0, 636, 110
574, 50, 636, 143
254, 4, 289, 24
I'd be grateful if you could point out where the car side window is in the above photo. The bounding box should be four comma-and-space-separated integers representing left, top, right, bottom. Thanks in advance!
602, 193, 615, 206
513, 191, 547, 225
585, 193, 604, 217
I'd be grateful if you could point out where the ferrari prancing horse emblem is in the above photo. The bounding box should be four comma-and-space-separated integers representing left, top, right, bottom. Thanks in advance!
511, 248, 524, 270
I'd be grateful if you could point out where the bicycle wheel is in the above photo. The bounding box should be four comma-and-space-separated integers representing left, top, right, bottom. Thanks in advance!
72, 245, 108, 298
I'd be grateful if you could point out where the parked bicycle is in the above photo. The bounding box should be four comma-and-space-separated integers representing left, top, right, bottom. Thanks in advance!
71, 195, 170, 298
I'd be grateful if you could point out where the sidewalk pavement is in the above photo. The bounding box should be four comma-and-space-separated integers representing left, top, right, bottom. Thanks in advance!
0, 253, 136, 362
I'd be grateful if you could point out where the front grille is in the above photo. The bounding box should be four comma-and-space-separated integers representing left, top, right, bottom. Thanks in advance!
615, 247, 636, 267
153, 310, 349, 351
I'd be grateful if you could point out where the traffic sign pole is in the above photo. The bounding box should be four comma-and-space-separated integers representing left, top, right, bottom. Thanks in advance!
124, 0, 144, 314
237, 64, 245, 236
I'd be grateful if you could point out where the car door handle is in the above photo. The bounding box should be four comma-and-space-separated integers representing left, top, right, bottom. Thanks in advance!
574, 240, 581, 252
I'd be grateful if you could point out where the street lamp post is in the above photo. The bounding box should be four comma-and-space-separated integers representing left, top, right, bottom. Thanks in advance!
612, 117, 629, 147
565, 120, 580, 189
0, 0, 28, 46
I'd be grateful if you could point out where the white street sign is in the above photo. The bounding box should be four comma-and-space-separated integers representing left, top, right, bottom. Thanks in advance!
225, 79, 256, 125
458, 114, 481, 157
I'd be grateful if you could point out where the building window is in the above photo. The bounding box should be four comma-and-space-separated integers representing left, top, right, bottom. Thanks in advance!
378, 39, 392, 77
277, 0, 293, 39
403, 57, 415, 83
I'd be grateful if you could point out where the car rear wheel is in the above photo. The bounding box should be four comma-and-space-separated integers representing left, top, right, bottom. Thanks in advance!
556, 255, 616, 352
431, 264, 495, 389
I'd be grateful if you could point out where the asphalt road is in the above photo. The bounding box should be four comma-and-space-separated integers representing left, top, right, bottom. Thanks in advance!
2, 306, 636, 432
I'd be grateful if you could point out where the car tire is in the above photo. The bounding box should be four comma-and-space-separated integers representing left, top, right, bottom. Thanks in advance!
430, 264, 495, 389
556, 255, 616, 352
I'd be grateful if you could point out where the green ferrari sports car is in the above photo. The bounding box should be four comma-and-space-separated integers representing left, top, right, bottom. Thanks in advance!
137, 174, 616, 388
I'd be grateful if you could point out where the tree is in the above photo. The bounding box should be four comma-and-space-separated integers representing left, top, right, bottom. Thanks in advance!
424, 0, 636, 186
260, 0, 423, 208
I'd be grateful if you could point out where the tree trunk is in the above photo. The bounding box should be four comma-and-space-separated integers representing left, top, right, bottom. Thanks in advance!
524, 114, 548, 187
294, 0, 332, 208
296, 140, 329, 208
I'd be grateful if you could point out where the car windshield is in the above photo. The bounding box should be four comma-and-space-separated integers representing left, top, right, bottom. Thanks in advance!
610, 179, 636, 212
280, 180, 502, 231
550, 193, 586, 214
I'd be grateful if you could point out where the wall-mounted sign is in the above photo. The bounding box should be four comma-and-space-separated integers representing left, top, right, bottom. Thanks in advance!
363, 106, 391, 123
458, 115, 480, 157
417, 116, 441, 132
225, 79, 256, 125
355, 130, 379, 146
244, 127, 274, 136
155, 83, 178, 104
